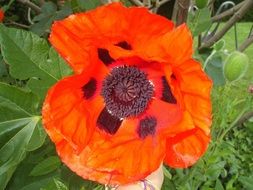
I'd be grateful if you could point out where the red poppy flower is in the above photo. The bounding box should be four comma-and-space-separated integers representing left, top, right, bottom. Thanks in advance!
42, 3, 212, 185
0, 9, 4, 22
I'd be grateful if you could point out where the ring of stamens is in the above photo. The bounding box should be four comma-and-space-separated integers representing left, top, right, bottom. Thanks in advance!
101, 66, 154, 118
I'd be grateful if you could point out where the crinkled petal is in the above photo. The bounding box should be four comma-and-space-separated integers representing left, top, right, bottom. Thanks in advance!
164, 128, 210, 168
42, 68, 107, 152
172, 59, 212, 134
54, 117, 166, 185
175, 59, 212, 98
163, 58, 212, 167
161, 24, 193, 65
49, 3, 174, 73
143, 99, 183, 134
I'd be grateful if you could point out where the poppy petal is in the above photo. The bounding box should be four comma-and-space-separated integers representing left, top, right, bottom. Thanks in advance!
142, 99, 183, 135
176, 59, 212, 98
49, 3, 174, 73
163, 58, 212, 167
161, 24, 193, 65
174, 59, 212, 134
54, 117, 166, 185
42, 73, 105, 152
109, 24, 193, 64
164, 128, 210, 168
164, 110, 196, 137
124, 6, 174, 51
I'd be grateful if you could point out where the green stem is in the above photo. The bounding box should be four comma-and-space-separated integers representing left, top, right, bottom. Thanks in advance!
218, 107, 248, 142
203, 50, 216, 71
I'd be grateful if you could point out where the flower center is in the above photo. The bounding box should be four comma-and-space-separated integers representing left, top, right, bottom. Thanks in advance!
101, 66, 154, 118
114, 79, 139, 102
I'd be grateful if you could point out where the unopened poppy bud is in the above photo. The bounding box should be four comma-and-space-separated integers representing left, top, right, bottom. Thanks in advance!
223, 51, 249, 82
195, 0, 208, 9
0, 8, 4, 22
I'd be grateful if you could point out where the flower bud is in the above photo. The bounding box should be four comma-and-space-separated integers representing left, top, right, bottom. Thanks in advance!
223, 51, 249, 82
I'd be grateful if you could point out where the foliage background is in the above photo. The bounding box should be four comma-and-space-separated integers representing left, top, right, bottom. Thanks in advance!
0, 0, 252, 190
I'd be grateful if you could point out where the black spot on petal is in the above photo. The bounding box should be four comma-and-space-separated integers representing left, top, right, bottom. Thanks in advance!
82, 78, 97, 99
97, 48, 115, 66
97, 108, 122, 135
115, 41, 132, 50
171, 74, 176, 80
161, 76, 177, 104
137, 116, 157, 139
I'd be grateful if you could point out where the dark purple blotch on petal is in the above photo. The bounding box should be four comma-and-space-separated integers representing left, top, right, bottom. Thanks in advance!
161, 76, 177, 104
171, 74, 176, 80
97, 108, 122, 135
82, 78, 97, 99
115, 41, 132, 50
137, 116, 157, 139
97, 48, 115, 65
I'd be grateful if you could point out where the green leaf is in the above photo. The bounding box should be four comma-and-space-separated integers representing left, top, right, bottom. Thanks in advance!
163, 165, 172, 179
0, 166, 16, 190
0, 82, 39, 118
205, 53, 226, 86
0, 117, 40, 175
31, 2, 72, 36
20, 178, 57, 190
205, 161, 226, 180
26, 48, 73, 98
5, 142, 60, 190
93, 186, 104, 190
161, 179, 176, 190
188, 7, 212, 36
26, 121, 47, 151
30, 156, 61, 177
54, 179, 69, 190
60, 165, 102, 190
0, 118, 33, 137
75, 0, 101, 11
46, 47, 73, 80
33, 2, 57, 23
0, 25, 49, 80
213, 40, 225, 52
215, 179, 224, 190
0, 57, 8, 77
195, 0, 208, 9
225, 171, 238, 190
0, 83, 42, 189
239, 176, 253, 190
0, 25, 72, 99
